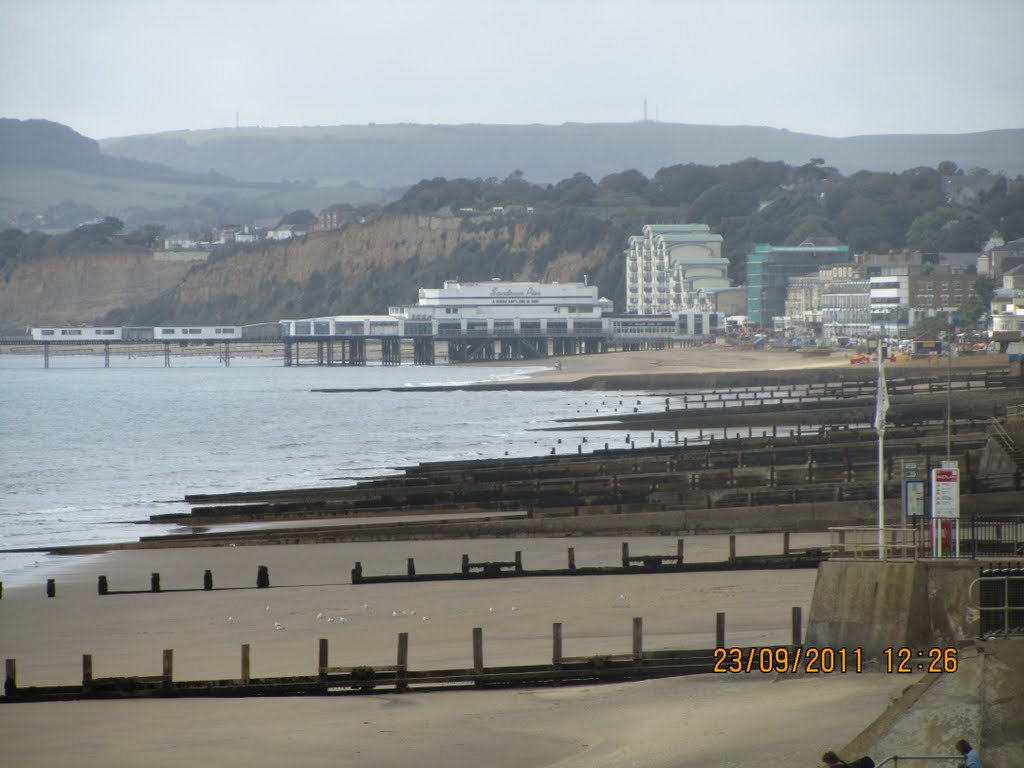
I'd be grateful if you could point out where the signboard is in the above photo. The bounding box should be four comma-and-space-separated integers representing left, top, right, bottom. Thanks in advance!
905, 480, 925, 517
931, 467, 960, 519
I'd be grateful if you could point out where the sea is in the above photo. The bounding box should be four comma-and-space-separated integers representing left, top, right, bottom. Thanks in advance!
0, 352, 680, 586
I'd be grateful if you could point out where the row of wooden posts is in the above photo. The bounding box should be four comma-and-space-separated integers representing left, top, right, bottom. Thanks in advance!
9, 535, 804, 598
3, 607, 805, 701
557, 423, 868, 455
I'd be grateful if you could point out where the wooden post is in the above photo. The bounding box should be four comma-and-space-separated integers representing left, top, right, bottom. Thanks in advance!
677, 538, 685, 564
256, 565, 269, 589
397, 632, 409, 690
514, 551, 523, 574
97, 575, 108, 595
791, 607, 803, 647
783, 532, 791, 556
716, 612, 726, 648
151, 573, 161, 593
46, 578, 55, 598
82, 654, 92, 689
552, 623, 563, 670
461, 554, 470, 574
632, 617, 643, 662
203, 570, 213, 590
162, 649, 173, 685
728, 535, 736, 563
4, 659, 15, 696
567, 547, 576, 571
407, 558, 416, 577
621, 542, 630, 568
472, 628, 483, 674
318, 638, 329, 677
351, 562, 363, 583
241, 644, 250, 684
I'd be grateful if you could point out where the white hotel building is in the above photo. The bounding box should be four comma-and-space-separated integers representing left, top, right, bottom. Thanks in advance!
625, 224, 730, 314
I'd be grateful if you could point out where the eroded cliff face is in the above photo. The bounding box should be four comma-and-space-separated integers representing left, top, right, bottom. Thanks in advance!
2, 214, 617, 331
0, 249, 198, 332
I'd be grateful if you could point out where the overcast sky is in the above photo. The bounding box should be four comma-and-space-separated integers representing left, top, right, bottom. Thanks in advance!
1, 0, 1022, 140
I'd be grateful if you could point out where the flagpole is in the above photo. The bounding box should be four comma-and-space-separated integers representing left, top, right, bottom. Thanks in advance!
876, 338, 887, 560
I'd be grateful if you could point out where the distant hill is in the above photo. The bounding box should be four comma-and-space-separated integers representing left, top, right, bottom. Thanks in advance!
100, 122, 1024, 186
0, 118, 232, 183
0, 119, 393, 231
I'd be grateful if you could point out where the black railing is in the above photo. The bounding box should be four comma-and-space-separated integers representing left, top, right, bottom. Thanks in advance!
978, 562, 1024, 637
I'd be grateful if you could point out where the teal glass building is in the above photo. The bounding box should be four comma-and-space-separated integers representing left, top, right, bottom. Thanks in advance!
746, 243, 851, 326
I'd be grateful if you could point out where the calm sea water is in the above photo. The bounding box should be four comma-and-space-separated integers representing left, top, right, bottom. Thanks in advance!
0, 352, 676, 585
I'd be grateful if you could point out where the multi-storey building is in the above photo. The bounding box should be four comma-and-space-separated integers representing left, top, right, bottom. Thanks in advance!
746, 243, 851, 326
868, 271, 910, 335
991, 265, 1024, 346
818, 266, 870, 342
625, 224, 729, 314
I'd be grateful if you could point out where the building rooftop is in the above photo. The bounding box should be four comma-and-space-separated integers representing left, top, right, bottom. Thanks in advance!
662, 233, 724, 244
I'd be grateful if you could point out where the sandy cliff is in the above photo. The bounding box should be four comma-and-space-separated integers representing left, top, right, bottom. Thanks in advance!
2, 214, 612, 332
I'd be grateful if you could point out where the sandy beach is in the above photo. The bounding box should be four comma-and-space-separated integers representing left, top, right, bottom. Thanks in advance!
526, 346, 851, 385
0, 533, 923, 767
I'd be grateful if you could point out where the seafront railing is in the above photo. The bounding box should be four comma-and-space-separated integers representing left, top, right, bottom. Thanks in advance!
829, 517, 1024, 560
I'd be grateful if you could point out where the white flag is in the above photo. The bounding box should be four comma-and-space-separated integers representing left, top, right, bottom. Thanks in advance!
874, 351, 889, 432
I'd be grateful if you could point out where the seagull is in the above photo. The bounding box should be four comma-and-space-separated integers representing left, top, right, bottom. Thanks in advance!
488, 607, 496, 613
392, 610, 399, 618
511, 606, 518, 612
317, 612, 325, 620
338, 616, 346, 624
327, 617, 334, 623
274, 622, 284, 630
619, 594, 626, 601
422, 615, 430, 621
265, 605, 271, 611
362, 602, 369, 610
410, 610, 416, 616
227, 616, 236, 624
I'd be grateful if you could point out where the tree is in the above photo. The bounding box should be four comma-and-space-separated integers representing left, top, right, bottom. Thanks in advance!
598, 169, 649, 196
278, 209, 316, 228
910, 312, 950, 339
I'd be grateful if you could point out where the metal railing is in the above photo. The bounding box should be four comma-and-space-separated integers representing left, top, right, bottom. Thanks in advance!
830, 517, 1024, 560
828, 526, 924, 559
972, 563, 1024, 637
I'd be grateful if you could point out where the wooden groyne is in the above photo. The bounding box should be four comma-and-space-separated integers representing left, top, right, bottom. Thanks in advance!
153, 422, 1013, 532
350, 536, 825, 584
2, 608, 804, 702
21, 536, 820, 599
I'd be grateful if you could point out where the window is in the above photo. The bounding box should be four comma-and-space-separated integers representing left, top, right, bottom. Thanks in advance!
96, 329, 115, 335
61, 329, 82, 336
41, 329, 54, 336
184, 328, 201, 334
162, 329, 176, 335
215, 327, 234, 334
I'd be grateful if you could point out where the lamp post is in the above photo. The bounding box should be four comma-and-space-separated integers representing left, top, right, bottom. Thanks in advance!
946, 317, 954, 460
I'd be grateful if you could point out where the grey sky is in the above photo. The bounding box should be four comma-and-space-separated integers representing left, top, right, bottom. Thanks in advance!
1, 0, 1022, 140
